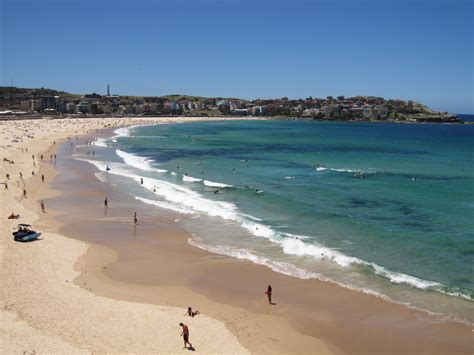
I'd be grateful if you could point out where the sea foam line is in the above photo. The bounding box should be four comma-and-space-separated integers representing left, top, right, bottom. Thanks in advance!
79, 152, 469, 300
116, 149, 167, 173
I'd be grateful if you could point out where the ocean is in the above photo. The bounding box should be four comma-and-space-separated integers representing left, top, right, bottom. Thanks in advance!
84, 119, 473, 323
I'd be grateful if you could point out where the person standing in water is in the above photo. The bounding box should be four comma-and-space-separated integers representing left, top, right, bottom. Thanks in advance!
134, 212, 138, 225
104, 197, 108, 208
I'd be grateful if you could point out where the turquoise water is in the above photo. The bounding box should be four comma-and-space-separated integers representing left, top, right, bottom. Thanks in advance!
87, 120, 474, 322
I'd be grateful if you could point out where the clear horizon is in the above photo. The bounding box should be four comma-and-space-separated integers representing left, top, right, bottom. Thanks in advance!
1, 0, 473, 113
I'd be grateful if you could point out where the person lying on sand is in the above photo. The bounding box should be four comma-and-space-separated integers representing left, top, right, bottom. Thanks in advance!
8, 213, 20, 219
185, 307, 200, 317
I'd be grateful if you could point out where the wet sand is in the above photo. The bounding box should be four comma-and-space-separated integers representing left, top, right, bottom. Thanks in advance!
48, 128, 473, 354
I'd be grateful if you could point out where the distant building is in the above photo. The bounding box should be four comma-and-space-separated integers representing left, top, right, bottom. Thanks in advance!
41, 96, 57, 111
230, 109, 248, 116
90, 103, 101, 114
362, 104, 372, 119
30, 99, 41, 112
76, 101, 90, 114
66, 102, 76, 114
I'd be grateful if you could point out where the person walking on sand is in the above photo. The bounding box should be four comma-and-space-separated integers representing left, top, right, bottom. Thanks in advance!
23, 189, 27, 199
134, 212, 138, 225
265, 285, 274, 305
104, 197, 108, 208
41, 174, 45, 183
40, 200, 45, 213
179, 323, 193, 349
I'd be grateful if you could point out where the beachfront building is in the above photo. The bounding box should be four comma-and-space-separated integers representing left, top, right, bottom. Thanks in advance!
76, 101, 91, 114
41, 96, 58, 111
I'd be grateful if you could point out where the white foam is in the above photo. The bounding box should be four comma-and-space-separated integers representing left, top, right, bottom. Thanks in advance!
135, 196, 196, 215
188, 239, 322, 280
277, 235, 440, 289
91, 161, 241, 222
94, 172, 107, 183
331, 168, 357, 173
371, 264, 440, 289
437, 288, 473, 301
316, 167, 328, 171
183, 175, 203, 183
116, 149, 167, 173
94, 138, 108, 147
203, 180, 233, 188
79, 156, 447, 294
113, 127, 131, 138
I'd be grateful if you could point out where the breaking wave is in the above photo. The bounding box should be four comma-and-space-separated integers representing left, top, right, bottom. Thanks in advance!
79, 152, 467, 299
116, 149, 167, 173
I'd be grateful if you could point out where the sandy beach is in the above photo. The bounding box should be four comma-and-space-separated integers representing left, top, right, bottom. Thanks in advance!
1, 117, 472, 355
0, 117, 254, 354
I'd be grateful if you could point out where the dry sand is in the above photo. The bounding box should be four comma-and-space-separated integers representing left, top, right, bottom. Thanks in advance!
0, 117, 258, 354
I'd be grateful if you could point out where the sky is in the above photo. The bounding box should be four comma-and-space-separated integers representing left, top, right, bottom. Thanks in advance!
1, 0, 473, 113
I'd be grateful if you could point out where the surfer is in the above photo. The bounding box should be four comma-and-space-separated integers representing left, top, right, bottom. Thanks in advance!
140, 177, 143, 185
106, 165, 111, 171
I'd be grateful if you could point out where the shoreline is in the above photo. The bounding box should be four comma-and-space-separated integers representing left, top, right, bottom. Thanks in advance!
0, 117, 256, 354
50, 121, 473, 353
1, 117, 472, 354
2, 114, 467, 125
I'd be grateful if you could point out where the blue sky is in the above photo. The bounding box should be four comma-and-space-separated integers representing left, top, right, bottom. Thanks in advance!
1, 0, 473, 113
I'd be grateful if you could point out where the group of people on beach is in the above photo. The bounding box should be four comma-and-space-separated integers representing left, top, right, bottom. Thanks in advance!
103, 197, 138, 225
178, 286, 273, 349
178, 307, 201, 350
